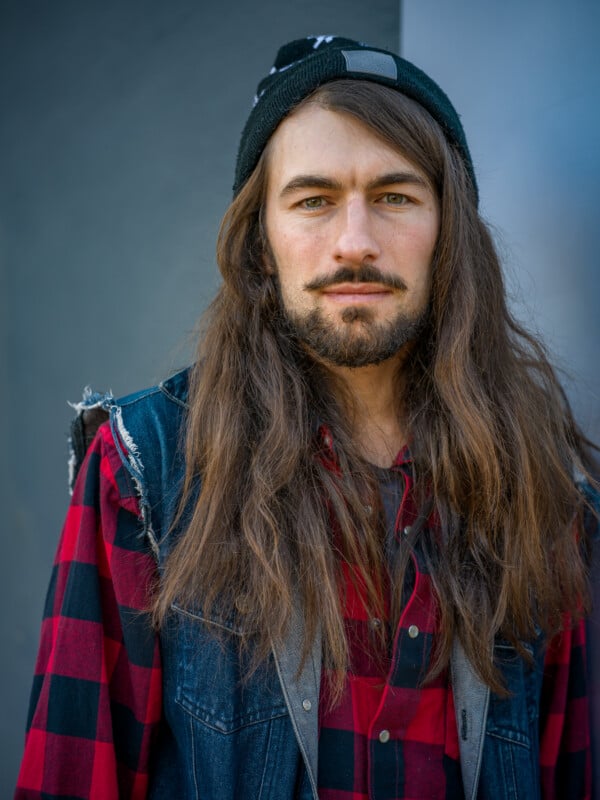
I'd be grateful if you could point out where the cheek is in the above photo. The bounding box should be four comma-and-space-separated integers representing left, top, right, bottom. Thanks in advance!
281, 231, 321, 266
278, 274, 308, 311
401, 218, 438, 256
269, 229, 301, 271
394, 234, 435, 303
400, 226, 437, 280
270, 231, 322, 286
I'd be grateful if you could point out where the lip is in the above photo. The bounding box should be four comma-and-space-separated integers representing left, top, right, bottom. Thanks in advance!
319, 282, 393, 302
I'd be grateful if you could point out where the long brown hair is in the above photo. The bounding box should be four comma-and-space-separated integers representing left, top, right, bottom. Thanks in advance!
154, 80, 596, 697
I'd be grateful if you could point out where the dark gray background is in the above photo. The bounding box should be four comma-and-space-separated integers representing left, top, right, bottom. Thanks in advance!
2, 0, 598, 795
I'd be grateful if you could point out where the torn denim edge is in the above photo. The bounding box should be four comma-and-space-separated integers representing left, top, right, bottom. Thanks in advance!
67, 387, 160, 560
68, 385, 114, 416
108, 405, 160, 560
67, 387, 115, 496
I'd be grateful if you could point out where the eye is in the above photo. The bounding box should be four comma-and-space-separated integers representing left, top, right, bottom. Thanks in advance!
299, 196, 327, 209
382, 192, 410, 206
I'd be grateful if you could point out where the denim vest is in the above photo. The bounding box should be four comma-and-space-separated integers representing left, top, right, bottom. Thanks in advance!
77, 368, 553, 800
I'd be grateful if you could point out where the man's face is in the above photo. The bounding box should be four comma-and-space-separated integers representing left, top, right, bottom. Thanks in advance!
264, 102, 440, 368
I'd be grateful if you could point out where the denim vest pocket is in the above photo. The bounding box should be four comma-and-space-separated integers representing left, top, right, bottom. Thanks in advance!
157, 603, 301, 800
169, 602, 289, 732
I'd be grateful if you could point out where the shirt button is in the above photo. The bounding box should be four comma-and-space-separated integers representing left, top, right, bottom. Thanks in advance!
378, 729, 391, 743
370, 617, 382, 630
302, 699, 312, 712
408, 624, 419, 638
403, 525, 412, 536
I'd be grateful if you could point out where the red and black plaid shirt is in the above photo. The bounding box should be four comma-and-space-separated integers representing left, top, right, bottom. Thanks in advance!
15, 423, 162, 799
318, 451, 463, 799
15, 424, 591, 798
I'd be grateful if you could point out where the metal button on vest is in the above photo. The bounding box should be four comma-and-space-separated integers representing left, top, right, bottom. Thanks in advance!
370, 617, 382, 629
364, 504, 373, 516
378, 729, 391, 743
302, 699, 312, 712
403, 525, 412, 536
408, 624, 419, 638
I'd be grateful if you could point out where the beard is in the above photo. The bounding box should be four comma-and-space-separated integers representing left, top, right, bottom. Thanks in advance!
268, 259, 430, 368
281, 302, 429, 367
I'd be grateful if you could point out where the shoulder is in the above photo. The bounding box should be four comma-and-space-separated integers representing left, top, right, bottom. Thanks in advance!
115, 366, 191, 413
71, 366, 191, 423
69, 368, 193, 553
70, 368, 191, 485
110, 368, 192, 555
108, 366, 191, 486
70, 368, 191, 554
110, 367, 191, 467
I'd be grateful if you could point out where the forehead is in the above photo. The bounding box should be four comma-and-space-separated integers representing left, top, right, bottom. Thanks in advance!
265, 102, 426, 189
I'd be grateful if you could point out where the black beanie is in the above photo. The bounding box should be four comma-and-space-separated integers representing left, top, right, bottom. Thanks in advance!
233, 35, 477, 199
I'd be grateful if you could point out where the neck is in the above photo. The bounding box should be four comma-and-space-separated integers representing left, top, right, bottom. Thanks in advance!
327, 353, 408, 467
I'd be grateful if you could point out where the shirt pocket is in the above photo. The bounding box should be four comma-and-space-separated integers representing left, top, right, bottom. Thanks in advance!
169, 602, 289, 734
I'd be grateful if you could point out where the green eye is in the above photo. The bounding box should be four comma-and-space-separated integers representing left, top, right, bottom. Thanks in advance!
384, 193, 408, 205
302, 196, 325, 209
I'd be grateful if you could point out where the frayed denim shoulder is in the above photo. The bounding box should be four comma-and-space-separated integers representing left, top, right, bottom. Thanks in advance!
67, 369, 190, 562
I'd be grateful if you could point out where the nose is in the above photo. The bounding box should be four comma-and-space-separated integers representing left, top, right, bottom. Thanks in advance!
333, 198, 381, 265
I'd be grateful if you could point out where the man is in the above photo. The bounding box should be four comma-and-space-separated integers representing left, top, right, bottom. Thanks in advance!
15, 35, 598, 800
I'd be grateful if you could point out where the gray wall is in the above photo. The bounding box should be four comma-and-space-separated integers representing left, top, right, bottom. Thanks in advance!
0, 1, 399, 794
403, 0, 600, 441
3, 0, 599, 795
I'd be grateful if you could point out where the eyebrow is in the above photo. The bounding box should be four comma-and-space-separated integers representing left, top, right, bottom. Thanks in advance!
278, 171, 429, 197
366, 172, 429, 191
279, 175, 342, 197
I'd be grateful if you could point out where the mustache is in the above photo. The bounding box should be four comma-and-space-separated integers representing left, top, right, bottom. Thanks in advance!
305, 264, 408, 291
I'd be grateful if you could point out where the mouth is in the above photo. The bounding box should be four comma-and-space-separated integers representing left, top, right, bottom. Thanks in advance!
319, 282, 394, 303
